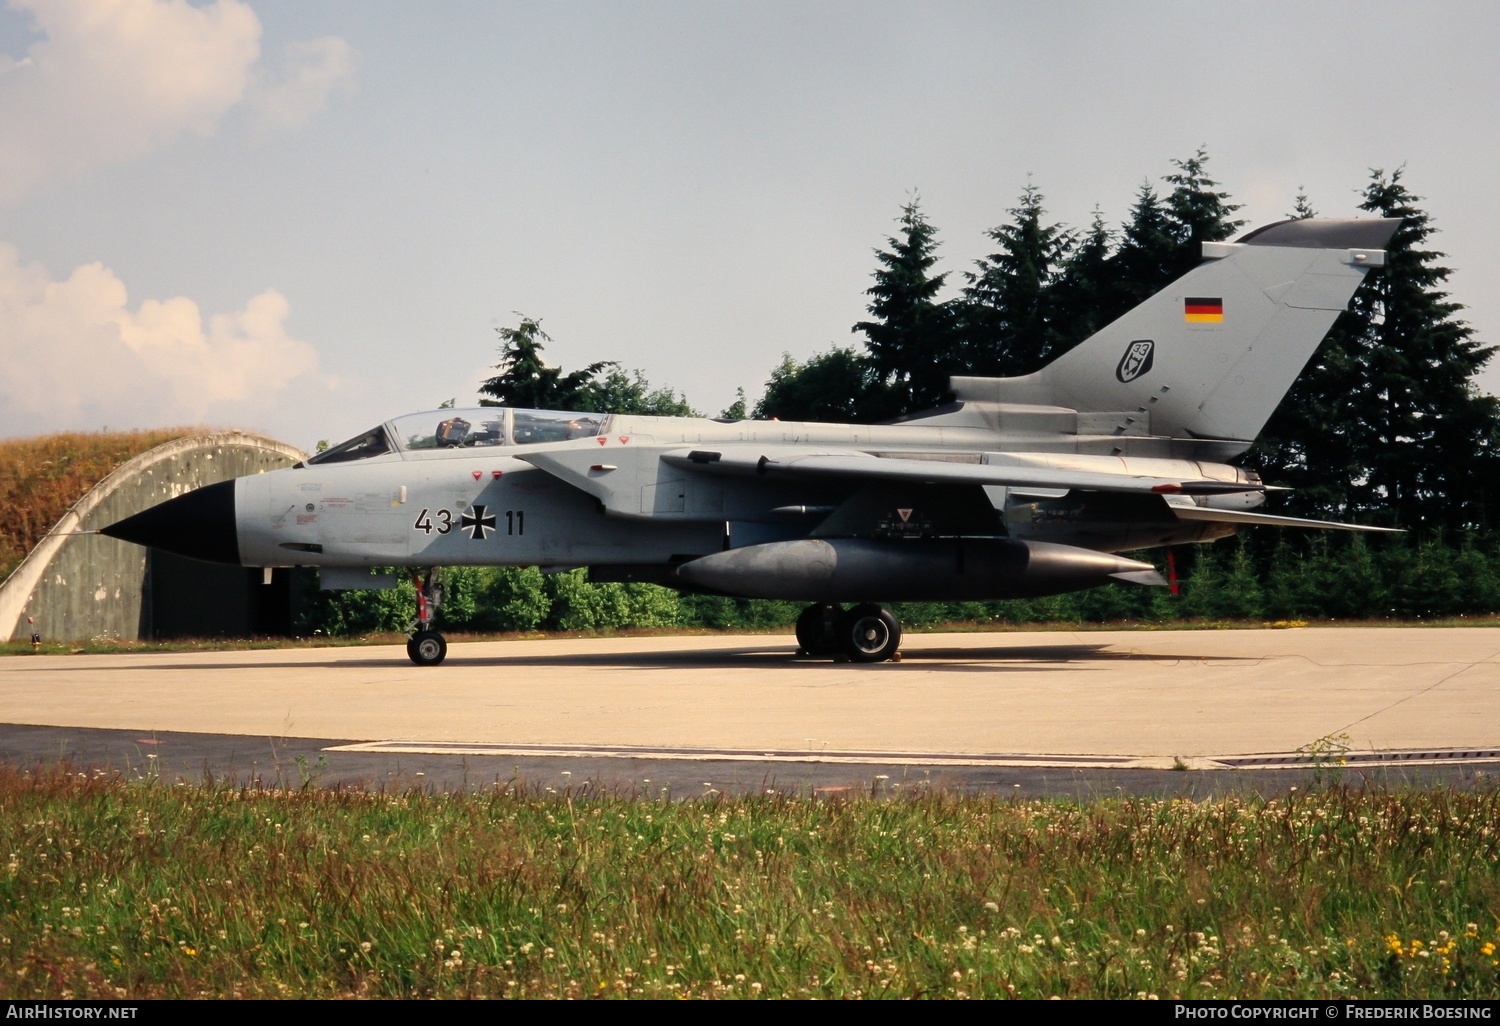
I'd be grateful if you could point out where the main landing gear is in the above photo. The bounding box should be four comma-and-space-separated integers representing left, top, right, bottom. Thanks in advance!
795, 602, 902, 663
407, 568, 448, 666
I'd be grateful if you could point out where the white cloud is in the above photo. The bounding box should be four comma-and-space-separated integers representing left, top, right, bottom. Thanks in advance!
0, 244, 325, 435
251, 35, 357, 131
0, 0, 355, 205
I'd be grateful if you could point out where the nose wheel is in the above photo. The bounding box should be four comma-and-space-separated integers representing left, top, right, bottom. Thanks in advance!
406, 568, 449, 666
407, 629, 447, 666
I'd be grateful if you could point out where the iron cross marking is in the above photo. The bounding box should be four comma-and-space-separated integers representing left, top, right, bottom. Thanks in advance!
460, 504, 497, 540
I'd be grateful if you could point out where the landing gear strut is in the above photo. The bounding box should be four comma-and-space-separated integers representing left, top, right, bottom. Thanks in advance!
795, 602, 902, 663
406, 568, 448, 666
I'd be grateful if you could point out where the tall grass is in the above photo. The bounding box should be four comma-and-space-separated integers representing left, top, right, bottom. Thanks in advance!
0, 768, 1495, 999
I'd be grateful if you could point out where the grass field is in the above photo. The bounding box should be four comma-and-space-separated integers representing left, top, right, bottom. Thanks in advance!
1, 768, 1496, 999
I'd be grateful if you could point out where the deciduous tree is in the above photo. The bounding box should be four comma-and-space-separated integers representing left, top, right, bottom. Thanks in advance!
753, 348, 892, 423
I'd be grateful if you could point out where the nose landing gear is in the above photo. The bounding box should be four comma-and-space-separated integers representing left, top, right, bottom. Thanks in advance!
406, 568, 448, 666
407, 628, 447, 666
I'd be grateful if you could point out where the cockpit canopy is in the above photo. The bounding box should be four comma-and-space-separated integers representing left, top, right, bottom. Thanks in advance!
305, 407, 608, 465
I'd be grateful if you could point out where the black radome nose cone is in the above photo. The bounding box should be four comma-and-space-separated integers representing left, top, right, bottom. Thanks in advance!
100, 479, 241, 564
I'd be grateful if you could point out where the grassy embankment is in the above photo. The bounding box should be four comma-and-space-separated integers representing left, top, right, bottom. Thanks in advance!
2, 768, 1496, 999
0, 429, 193, 582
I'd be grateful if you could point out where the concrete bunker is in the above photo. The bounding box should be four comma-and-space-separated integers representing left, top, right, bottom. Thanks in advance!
0, 432, 304, 643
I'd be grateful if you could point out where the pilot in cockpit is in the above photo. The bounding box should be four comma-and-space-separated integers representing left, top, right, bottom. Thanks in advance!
564, 417, 601, 439
435, 416, 471, 446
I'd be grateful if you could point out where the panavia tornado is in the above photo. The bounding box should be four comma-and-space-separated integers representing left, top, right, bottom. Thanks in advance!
104, 218, 1401, 665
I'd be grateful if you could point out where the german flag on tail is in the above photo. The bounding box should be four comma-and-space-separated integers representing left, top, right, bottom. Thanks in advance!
1184, 297, 1223, 324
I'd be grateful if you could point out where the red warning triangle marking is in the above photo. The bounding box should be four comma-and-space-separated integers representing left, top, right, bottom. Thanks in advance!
492, 470, 503, 479
597, 437, 607, 445
619, 436, 630, 444
471, 471, 482, 481
897, 508, 913, 522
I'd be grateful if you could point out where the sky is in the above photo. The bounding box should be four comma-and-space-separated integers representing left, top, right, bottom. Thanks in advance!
1, 0, 1497, 453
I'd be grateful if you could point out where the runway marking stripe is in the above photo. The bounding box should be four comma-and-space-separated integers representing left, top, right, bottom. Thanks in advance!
326, 741, 1500, 770
328, 740, 1134, 768
1219, 748, 1500, 768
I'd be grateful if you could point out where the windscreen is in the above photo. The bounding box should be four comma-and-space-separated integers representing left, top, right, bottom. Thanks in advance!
305, 426, 392, 464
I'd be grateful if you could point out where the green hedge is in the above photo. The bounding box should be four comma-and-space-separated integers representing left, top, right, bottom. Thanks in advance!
294, 534, 1500, 637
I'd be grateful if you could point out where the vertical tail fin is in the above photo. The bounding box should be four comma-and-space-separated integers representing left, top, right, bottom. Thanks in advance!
953, 218, 1400, 446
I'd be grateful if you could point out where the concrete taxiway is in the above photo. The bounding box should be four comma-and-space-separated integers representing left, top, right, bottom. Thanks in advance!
1, 627, 1497, 794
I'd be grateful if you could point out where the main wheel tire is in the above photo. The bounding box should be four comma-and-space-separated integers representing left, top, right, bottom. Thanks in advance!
794, 603, 840, 656
838, 604, 901, 663
407, 629, 448, 666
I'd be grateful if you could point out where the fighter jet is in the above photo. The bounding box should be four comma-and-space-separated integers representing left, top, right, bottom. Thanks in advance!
103, 218, 1401, 665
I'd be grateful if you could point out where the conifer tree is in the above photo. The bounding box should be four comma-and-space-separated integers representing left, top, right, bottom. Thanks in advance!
479, 317, 613, 410
1247, 169, 1498, 530
1045, 207, 1113, 359
479, 315, 694, 415
959, 182, 1072, 376
852, 198, 957, 414
1106, 151, 1243, 317
1355, 169, 1499, 529
1106, 181, 1177, 312
1162, 146, 1244, 277
1288, 189, 1317, 220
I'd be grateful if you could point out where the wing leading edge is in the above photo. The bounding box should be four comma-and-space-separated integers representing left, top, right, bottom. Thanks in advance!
659, 447, 1261, 497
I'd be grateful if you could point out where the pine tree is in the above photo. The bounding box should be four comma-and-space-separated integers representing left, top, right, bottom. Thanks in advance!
1045, 207, 1113, 360
959, 182, 1073, 376
478, 316, 613, 411
1247, 169, 1499, 530
1162, 146, 1244, 278
1288, 189, 1317, 220
1104, 151, 1244, 318
1355, 169, 1499, 529
852, 198, 957, 414
478, 315, 695, 415
1106, 181, 1177, 312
